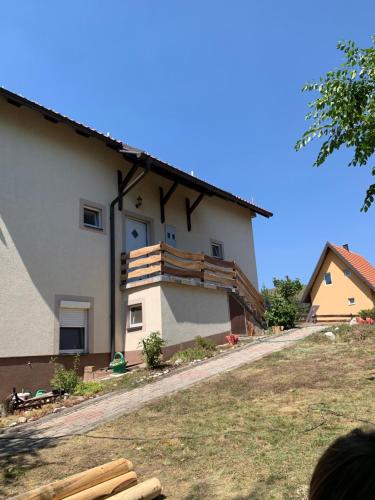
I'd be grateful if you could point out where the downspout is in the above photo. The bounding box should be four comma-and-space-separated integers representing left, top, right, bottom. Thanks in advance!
110, 162, 150, 360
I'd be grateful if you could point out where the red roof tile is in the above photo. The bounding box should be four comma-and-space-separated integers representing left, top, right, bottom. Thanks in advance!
330, 244, 375, 290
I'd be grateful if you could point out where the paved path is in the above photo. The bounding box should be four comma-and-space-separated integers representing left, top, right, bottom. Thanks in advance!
0, 326, 324, 456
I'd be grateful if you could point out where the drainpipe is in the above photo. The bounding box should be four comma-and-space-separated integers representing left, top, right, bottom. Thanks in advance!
109, 162, 150, 360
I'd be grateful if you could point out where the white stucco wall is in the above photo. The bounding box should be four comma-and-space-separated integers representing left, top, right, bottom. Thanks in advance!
0, 96, 261, 359
123, 284, 162, 353
0, 99, 125, 357
160, 283, 231, 347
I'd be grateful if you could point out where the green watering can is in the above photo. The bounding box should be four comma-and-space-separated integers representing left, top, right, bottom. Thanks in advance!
109, 352, 127, 374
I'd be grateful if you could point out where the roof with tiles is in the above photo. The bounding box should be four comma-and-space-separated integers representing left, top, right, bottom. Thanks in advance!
302, 242, 375, 302
330, 243, 375, 290
0, 86, 272, 218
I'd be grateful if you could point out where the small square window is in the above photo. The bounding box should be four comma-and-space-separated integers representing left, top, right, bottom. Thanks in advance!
129, 304, 143, 329
83, 206, 102, 229
324, 272, 332, 285
344, 269, 351, 277
211, 241, 224, 259
348, 297, 356, 306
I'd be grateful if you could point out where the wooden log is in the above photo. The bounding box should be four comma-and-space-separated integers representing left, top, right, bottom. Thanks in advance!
163, 253, 202, 271
110, 478, 162, 500
163, 243, 204, 261
127, 254, 162, 269
126, 243, 161, 259
204, 255, 235, 268
163, 265, 203, 280
126, 264, 161, 279
63, 471, 137, 500
203, 272, 235, 287
15, 458, 134, 500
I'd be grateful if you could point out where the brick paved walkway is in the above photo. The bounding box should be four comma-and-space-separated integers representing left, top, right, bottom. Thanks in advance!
0, 326, 324, 456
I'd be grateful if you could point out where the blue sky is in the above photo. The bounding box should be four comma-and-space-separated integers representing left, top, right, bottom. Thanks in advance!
1, 1, 374, 287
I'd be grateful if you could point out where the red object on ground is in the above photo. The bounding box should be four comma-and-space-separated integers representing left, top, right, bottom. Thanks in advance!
225, 334, 239, 345
356, 317, 366, 324
366, 317, 374, 324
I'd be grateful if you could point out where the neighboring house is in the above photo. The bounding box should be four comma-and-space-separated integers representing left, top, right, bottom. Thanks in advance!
302, 242, 375, 322
0, 87, 272, 398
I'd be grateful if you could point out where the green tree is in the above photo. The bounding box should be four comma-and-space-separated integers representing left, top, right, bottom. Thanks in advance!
262, 277, 303, 329
296, 36, 375, 211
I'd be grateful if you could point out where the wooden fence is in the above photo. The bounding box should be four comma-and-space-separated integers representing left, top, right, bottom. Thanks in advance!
121, 242, 264, 317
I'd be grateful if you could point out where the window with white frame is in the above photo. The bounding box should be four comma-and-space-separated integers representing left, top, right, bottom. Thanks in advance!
348, 297, 356, 306
129, 304, 143, 329
59, 301, 90, 353
324, 272, 332, 285
83, 205, 102, 230
211, 241, 224, 259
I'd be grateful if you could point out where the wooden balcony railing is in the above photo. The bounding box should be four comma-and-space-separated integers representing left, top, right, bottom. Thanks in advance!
121, 242, 265, 318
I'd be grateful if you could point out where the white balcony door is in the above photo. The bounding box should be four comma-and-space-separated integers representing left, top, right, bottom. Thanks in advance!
124, 217, 148, 253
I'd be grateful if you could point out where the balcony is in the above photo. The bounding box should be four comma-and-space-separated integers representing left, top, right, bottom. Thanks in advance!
120, 243, 265, 320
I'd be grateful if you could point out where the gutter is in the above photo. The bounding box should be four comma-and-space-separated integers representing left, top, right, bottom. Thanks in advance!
109, 159, 150, 360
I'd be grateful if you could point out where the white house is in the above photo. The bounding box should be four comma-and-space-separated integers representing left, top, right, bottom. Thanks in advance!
0, 87, 272, 398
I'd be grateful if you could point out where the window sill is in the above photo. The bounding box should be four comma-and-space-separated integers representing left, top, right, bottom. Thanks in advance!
127, 325, 143, 332
83, 224, 103, 232
59, 351, 88, 356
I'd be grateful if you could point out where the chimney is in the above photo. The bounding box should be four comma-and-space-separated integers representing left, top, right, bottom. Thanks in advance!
343, 243, 349, 251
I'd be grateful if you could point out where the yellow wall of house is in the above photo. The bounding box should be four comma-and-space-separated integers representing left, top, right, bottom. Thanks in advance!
310, 249, 374, 315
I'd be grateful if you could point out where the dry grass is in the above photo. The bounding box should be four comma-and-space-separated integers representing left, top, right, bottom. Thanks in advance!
2, 325, 375, 499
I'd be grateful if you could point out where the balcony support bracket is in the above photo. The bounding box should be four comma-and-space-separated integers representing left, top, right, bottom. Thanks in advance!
159, 181, 178, 223
186, 192, 204, 232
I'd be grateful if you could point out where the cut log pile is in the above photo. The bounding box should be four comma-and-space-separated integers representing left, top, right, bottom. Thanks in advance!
13, 458, 162, 500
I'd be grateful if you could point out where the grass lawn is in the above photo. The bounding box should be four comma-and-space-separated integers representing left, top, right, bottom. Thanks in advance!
2, 324, 375, 499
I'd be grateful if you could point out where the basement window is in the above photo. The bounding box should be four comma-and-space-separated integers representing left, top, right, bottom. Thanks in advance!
128, 304, 143, 330
348, 297, 356, 306
59, 301, 90, 353
324, 272, 332, 285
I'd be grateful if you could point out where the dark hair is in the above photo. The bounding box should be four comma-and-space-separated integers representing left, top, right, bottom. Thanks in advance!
309, 428, 375, 499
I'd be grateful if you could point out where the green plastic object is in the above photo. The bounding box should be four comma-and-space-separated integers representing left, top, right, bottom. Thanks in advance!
109, 352, 127, 374
34, 389, 47, 397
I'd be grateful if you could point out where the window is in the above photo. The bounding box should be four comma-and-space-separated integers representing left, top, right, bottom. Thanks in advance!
348, 297, 356, 306
129, 304, 143, 329
324, 272, 332, 285
344, 269, 352, 277
211, 241, 224, 259
83, 206, 102, 229
59, 301, 90, 353
80, 199, 106, 233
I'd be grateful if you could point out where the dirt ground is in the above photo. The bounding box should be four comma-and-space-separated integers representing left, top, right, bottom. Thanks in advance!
2, 324, 375, 499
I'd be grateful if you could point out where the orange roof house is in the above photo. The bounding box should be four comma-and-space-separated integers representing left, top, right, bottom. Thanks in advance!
302, 243, 375, 322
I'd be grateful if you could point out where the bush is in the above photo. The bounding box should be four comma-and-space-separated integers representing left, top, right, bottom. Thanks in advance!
195, 336, 216, 352
358, 307, 375, 320
171, 346, 214, 364
263, 276, 303, 330
171, 336, 217, 364
264, 293, 299, 330
73, 380, 103, 397
50, 354, 80, 394
140, 331, 165, 369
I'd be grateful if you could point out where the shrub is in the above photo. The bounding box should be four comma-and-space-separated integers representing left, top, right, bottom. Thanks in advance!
50, 354, 80, 394
265, 293, 299, 330
171, 336, 217, 364
358, 307, 375, 320
140, 331, 165, 369
195, 336, 216, 352
73, 380, 103, 397
171, 346, 214, 364
263, 276, 303, 330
